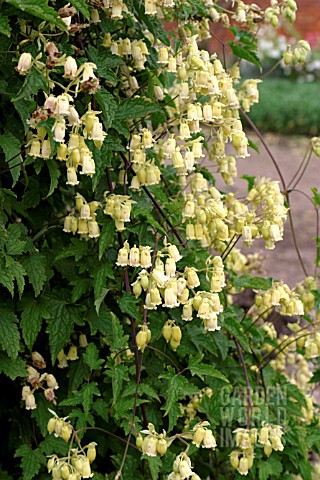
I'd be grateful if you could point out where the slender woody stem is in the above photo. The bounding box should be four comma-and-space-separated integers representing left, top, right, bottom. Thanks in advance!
234, 338, 252, 429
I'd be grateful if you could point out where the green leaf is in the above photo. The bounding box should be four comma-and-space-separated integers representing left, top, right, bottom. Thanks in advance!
222, 315, 251, 353
12, 69, 48, 102
107, 363, 129, 406
82, 382, 100, 416
0, 307, 20, 359
7, 257, 26, 298
145, 456, 162, 480
99, 220, 115, 260
15, 445, 46, 480
20, 253, 46, 296
228, 42, 262, 71
118, 292, 140, 321
87, 46, 123, 84
161, 366, 198, 417
188, 354, 229, 382
0, 131, 21, 185
247, 138, 259, 153
21, 297, 50, 350
258, 454, 283, 480
83, 343, 105, 370
95, 87, 117, 130
231, 274, 272, 291
6, 0, 67, 30
69, 0, 90, 18
0, 257, 14, 294
46, 159, 60, 197
94, 287, 109, 315
241, 174, 256, 192
93, 262, 114, 300
115, 98, 160, 121
0, 14, 11, 37
0, 352, 26, 380
47, 299, 82, 363
99, 309, 129, 352
311, 187, 320, 207
56, 238, 88, 262
60, 382, 100, 417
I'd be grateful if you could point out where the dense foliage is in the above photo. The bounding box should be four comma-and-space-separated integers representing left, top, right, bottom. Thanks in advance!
0, 0, 319, 479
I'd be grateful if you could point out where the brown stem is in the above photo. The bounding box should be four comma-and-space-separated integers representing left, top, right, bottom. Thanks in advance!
106, 166, 148, 428
234, 338, 252, 429
115, 354, 144, 480
146, 345, 180, 371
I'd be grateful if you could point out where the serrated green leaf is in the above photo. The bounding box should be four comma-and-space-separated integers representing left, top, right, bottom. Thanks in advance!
0, 352, 26, 379
94, 287, 109, 315
0, 257, 14, 294
118, 292, 140, 321
228, 42, 262, 71
0, 307, 20, 359
70, 278, 92, 303
98, 309, 129, 351
95, 87, 117, 130
83, 343, 105, 370
223, 315, 251, 353
0, 14, 11, 37
107, 363, 129, 406
20, 297, 50, 350
46, 159, 60, 197
47, 299, 82, 363
61, 382, 100, 417
99, 219, 115, 260
115, 98, 160, 121
56, 238, 88, 262
12, 69, 48, 102
82, 382, 100, 416
20, 253, 46, 296
6, 0, 67, 30
69, 0, 90, 18
311, 187, 320, 207
87, 46, 123, 83
259, 454, 283, 480
231, 274, 272, 291
6, 257, 26, 298
67, 356, 90, 392
93, 262, 114, 300
39, 435, 69, 457
161, 366, 198, 417
145, 456, 162, 480
0, 131, 21, 185
93, 398, 109, 423
188, 354, 229, 382
15, 446, 45, 480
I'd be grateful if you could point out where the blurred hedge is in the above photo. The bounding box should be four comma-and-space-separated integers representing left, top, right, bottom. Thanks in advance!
245, 78, 320, 135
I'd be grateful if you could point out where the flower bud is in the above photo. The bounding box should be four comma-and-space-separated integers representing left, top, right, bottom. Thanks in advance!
156, 438, 167, 456
17, 52, 32, 74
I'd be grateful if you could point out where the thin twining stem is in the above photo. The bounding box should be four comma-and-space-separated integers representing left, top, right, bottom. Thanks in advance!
234, 338, 252, 429
287, 146, 312, 190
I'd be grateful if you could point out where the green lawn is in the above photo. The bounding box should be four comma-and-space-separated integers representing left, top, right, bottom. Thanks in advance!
246, 78, 320, 135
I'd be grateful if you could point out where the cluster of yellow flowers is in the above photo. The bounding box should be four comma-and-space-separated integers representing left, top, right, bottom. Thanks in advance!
64, 194, 100, 239
103, 194, 135, 232
254, 282, 304, 317
136, 423, 168, 457
162, 320, 182, 351
22, 352, 58, 410
179, 388, 213, 429
230, 424, 284, 475
128, 129, 161, 189
47, 412, 97, 479
168, 452, 201, 480
116, 241, 152, 268
56, 340, 85, 369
